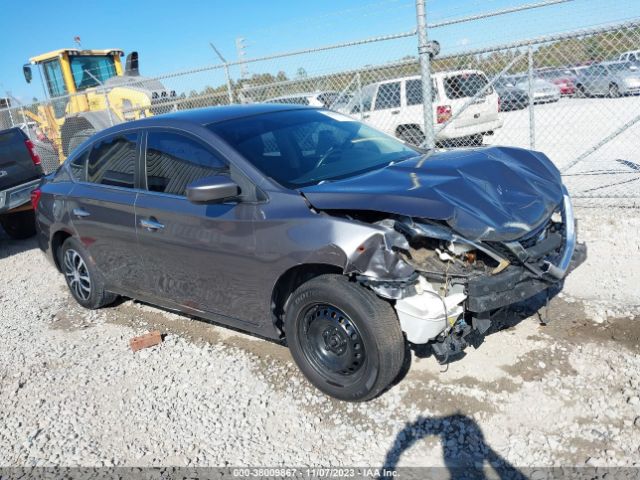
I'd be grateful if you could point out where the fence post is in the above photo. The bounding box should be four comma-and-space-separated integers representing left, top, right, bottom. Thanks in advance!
224, 64, 234, 104
527, 45, 535, 149
356, 72, 364, 121
7, 104, 14, 127
19, 106, 30, 138
415, 0, 435, 149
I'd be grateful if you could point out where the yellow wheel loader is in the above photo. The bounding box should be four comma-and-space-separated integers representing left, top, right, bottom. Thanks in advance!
23, 49, 175, 161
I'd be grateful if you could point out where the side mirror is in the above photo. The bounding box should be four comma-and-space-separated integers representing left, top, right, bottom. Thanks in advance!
186, 175, 239, 203
23, 65, 33, 84
125, 52, 139, 76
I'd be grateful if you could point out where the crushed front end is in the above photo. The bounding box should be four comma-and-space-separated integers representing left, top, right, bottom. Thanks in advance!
346, 188, 586, 362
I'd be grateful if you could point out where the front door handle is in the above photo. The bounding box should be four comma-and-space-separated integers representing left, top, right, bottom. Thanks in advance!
391, 110, 400, 115
72, 208, 90, 218
139, 218, 165, 231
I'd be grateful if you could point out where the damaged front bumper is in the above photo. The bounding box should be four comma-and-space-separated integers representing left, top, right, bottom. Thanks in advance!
467, 192, 585, 313
351, 189, 585, 348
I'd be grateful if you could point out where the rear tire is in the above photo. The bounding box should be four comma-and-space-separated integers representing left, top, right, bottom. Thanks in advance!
576, 85, 588, 98
609, 83, 621, 98
397, 126, 425, 147
0, 210, 36, 239
284, 274, 405, 401
59, 237, 118, 309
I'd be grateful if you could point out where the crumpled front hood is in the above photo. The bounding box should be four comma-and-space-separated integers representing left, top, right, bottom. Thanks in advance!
299, 146, 564, 242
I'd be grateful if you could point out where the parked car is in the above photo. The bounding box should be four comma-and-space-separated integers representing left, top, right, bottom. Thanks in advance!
264, 91, 342, 109
619, 50, 640, 63
0, 127, 43, 239
575, 61, 640, 97
493, 78, 529, 111
536, 68, 577, 96
339, 70, 503, 147
506, 75, 561, 104
34, 105, 583, 401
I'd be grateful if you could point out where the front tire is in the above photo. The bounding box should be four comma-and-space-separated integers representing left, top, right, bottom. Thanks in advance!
284, 274, 405, 401
59, 237, 117, 309
0, 210, 36, 239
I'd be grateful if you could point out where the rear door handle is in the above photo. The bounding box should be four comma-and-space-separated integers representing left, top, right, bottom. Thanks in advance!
72, 208, 90, 218
139, 218, 165, 231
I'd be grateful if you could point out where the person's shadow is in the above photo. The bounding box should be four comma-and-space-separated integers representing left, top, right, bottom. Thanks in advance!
382, 414, 527, 479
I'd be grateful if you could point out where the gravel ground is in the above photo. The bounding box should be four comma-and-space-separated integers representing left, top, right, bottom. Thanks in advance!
0, 206, 639, 470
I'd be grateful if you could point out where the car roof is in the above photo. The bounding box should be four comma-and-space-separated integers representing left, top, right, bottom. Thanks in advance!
366, 69, 486, 86
99, 103, 312, 135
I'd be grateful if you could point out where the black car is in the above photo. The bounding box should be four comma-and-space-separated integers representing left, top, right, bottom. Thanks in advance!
34, 105, 583, 401
494, 79, 530, 111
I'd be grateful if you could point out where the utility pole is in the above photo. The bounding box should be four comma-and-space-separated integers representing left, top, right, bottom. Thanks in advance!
415, 0, 435, 149
235, 37, 249, 79
209, 43, 234, 104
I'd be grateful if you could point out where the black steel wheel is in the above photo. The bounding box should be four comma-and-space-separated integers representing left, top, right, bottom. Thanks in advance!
299, 304, 367, 381
285, 274, 405, 401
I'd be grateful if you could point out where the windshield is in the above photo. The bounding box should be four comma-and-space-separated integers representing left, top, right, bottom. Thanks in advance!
70, 55, 117, 90
208, 109, 420, 189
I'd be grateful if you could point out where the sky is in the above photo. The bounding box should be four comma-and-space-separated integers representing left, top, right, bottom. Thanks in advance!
1, 0, 638, 102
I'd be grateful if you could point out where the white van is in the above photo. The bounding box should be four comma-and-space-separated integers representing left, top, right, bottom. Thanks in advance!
341, 70, 502, 146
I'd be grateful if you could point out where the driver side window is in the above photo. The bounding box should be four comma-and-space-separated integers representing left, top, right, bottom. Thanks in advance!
145, 131, 228, 196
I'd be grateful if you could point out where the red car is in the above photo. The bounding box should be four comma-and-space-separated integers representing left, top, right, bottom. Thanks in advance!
538, 69, 577, 96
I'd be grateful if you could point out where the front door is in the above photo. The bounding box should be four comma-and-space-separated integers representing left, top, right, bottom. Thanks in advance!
134, 129, 257, 323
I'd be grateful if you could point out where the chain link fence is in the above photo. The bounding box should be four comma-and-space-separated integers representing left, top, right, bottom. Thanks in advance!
1, 3, 639, 206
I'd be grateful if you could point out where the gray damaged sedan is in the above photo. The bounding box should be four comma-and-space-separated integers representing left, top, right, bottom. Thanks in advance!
34, 104, 585, 401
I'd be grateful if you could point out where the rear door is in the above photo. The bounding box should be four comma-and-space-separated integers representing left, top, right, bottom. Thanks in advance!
134, 129, 257, 322
367, 80, 402, 135
65, 131, 144, 291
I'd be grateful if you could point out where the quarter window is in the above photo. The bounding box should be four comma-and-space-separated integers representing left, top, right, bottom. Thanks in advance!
69, 150, 88, 182
87, 133, 138, 188
374, 82, 401, 110
145, 131, 228, 196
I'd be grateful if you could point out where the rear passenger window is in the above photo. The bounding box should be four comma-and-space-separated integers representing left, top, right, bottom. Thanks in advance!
69, 150, 88, 182
87, 133, 137, 188
145, 131, 228, 196
374, 82, 401, 110
405, 79, 437, 105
